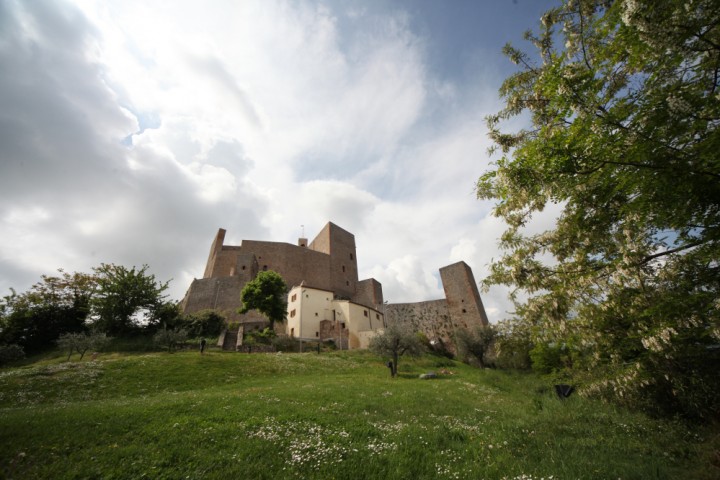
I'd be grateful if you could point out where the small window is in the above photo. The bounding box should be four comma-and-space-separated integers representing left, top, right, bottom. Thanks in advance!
241, 265, 246, 270
462, 308, 467, 313
364, 310, 368, 317
342, 265, 346, 272
291, 294, 297, 302
315, 312, 318, 317
346, 281, 350, 286
290, 328, 295, 337
315, 331, 319, 337
290, 309, 296, 318
376, 314, 380, 320
263, 265, 268, 271
341, 322, 345, 329
350, 253, 354, 260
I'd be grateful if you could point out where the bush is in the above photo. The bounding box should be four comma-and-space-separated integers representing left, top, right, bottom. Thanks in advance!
180, 310, 226, 337
0, 344, 25, 365
153, 327, 188, 353
272, 335, 300, 352
529, 343, 565, 374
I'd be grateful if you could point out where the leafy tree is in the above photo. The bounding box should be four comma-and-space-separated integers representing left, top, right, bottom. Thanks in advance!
56, 331, 110, 361
479, 0, 720, 418
369, 324, 425, 377
153, 325, 188, 353
455, 325, 497, 368
0, 270, 95, 353
492, 319, 532, 370
91, 264, 169, 336
239, 271, 288, 330
181, 310, 226, 337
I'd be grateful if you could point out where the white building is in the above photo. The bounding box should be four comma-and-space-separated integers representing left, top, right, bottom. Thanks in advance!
286, 284, 385, 349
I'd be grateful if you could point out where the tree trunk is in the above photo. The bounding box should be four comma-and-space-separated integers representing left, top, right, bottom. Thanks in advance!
392, 351, 399, 378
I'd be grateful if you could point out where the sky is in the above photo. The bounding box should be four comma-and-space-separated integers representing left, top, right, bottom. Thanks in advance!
0, 0, 560, 323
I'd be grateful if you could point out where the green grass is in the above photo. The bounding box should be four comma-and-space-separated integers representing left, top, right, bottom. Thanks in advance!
0, 349, 716, 479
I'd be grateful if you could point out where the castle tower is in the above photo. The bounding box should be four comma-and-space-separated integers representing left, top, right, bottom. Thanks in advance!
203, 228, 226, 278
439, 261, 489, 329
308, 222, 358, 299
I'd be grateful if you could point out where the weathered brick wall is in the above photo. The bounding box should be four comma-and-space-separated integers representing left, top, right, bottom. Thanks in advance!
210, 246, 242, 277
203, 229, 226, 278
353, 278, 383, 309
327, 223, 358, 299
239, 240, 333, 290
319, 319, 348, 349
385, 299, 456, 346
181, 276, 265, 324
439, 261, 489, 329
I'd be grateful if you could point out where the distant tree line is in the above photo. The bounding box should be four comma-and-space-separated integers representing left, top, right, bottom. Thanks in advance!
0, 264, 225, 362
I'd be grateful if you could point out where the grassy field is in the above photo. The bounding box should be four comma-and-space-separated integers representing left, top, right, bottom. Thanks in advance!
0, 348, 716, 479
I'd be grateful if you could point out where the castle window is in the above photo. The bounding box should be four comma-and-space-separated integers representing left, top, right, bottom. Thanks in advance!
291, 328, 295, 337
263, 265, 268, 271
242, 266, 246, 270
341, 322, 345, 329
346, 281, 350, 286
364, 310, 368, 317
376, 314, 380, 320
462, 308, 467, 313
350, 253, 354, 260
342, 265, 346, 272
315, 312, 318, 317
291, 294, 297, 302
315, 331, 319, 337
290, 309, 296, 318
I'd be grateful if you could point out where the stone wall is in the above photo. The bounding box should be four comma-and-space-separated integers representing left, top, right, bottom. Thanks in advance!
439, 261, 489, 329
181, 276, 265, 324
354, 278, 384, 310
385, 299, 454, 345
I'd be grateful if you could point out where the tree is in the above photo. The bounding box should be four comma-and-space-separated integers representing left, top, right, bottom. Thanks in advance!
239, 271, 288, 330
91, 264, 170, 336
369, 324, 425, 377
56, 331, 109, 361
478, 0, 720, 418
181, 310, 226, 337
153, 325, 188, 353
455, 325, 497, 368
0, 270, 95, 353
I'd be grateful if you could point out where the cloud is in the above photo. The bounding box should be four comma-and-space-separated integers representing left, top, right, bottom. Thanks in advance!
370, 255, 442, 303
0, 0, 545, 324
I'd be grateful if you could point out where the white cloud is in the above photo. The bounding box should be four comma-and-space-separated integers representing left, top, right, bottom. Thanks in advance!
0, 0, 545, 323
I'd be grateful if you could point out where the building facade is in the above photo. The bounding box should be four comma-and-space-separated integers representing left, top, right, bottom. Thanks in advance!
181, 222, 488, 350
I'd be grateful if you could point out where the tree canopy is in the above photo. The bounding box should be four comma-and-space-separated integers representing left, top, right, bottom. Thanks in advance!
91, 264, 170, 335
0, 270, 95, 353
369, 324, 425, 377
239, 271, 288, 330
479, 0, 720, 418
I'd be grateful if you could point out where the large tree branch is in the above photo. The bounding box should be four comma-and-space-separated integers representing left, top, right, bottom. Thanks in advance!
639, 241, 705, 265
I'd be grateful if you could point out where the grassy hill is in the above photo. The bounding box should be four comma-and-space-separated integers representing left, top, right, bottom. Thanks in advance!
0, 349, 715, 479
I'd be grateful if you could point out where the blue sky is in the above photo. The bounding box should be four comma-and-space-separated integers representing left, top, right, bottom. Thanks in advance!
0, 0, 561, 322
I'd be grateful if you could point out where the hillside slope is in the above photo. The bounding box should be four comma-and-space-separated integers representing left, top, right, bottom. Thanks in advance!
0, 351, 714, 479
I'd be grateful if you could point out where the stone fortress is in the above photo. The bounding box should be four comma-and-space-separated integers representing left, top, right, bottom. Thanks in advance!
181, 222, 489, 351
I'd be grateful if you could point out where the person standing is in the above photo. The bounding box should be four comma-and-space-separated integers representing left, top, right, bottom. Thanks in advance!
200, 338, 207, 355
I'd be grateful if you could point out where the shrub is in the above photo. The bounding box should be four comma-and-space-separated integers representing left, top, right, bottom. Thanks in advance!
0, 344, 25, 365
153, 326, 188, 353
